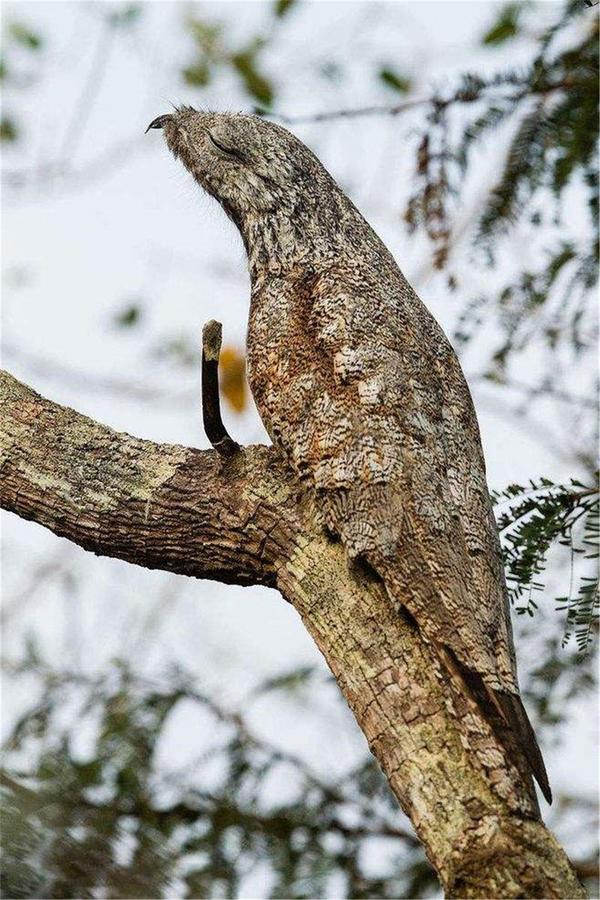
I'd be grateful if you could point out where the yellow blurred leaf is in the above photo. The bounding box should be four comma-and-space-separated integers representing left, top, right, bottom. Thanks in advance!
219, 346, 247, 413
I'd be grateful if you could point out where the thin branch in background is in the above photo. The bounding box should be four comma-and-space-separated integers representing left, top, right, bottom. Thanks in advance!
269, 78, 573, 125
271, 96, 428, 124
2, 342, 196, 406
56, 14, 116, 168
469, 373, 597, 411
2, 12, 145, 196
2, 136, 146, 196
0, 551, 69, 626
474, 387, 580, 465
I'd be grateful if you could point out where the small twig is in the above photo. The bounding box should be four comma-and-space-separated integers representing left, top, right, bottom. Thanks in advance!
2, 137, 146, 195
270, 97, 427, 124
269, 80, 571, 126
201, 320, 240, 457
469, 372, 597, 410
2, 341, 195, 406
57, 16, 116, 167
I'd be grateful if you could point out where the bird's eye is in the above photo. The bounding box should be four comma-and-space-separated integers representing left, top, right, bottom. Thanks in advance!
207, 132, 243, 160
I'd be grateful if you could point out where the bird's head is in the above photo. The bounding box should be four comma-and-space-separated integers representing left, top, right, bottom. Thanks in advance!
147, 107, 332, 228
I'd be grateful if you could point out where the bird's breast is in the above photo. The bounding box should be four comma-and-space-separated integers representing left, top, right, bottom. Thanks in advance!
246, 276, 323, 447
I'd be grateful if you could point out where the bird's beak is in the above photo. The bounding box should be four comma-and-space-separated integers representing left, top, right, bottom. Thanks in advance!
145, 114, 173, 134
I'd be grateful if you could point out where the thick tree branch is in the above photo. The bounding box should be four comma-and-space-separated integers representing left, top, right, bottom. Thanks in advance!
0, 369, 585, 897
0, 369, 293, 588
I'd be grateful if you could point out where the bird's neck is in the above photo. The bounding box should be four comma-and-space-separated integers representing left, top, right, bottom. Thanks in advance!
239, 212, 329, 282
238, 193, 362, 282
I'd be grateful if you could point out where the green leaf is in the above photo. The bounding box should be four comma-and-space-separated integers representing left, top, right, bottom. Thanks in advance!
9, 22, 43, 50
274, 0, 296, 16
253, 665, 318, 696
114, 303, 142, 328
189, 19, 222, 53
231, 49, 273, 106
183, 61, 211, 87
379, 66, 412, 94
481, 3, 521, 46
73, 759, 103, 787
108, 4, 142, 27
0, 116, 18, 142
155, 335, 198, 368
320, 61, 343, 83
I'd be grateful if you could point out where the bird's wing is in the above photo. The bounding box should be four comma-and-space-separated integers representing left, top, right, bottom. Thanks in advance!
255, 270, 550, 803
269, 271, 516, 690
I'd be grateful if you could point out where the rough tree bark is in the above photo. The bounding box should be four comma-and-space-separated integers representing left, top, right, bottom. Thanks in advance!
0, 368, 585, 899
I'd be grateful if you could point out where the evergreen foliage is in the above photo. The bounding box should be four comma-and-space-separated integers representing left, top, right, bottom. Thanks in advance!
492, 478, 599, 652
403, 1, 598, 386
1, 656, 434, 900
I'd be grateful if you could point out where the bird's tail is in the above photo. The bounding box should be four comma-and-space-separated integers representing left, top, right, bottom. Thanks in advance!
363, 546, 552, 813
493, 688, 552, 805
445, 647, 551, 809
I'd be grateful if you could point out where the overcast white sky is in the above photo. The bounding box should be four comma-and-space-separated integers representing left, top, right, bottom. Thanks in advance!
1, 2, 596, 890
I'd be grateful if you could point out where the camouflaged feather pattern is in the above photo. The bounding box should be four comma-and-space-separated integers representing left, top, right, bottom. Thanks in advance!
159, 108, 550, 808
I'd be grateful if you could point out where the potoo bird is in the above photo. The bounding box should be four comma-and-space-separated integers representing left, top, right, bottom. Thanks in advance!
147, 107, 551, 808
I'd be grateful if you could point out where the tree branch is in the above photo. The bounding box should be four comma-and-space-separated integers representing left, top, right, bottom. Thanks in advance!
0, 369, 586, 897
0, 369, 294, 588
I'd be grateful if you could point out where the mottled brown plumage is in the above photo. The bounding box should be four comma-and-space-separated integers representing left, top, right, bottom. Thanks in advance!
150, 107, 551, 808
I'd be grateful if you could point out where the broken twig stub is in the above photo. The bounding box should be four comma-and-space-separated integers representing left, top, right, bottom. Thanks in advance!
201, 320, 240, 457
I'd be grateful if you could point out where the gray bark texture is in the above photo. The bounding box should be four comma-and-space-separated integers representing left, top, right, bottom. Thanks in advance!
0, 369, 586, 898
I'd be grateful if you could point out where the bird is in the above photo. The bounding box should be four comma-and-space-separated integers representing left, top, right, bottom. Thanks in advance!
147, 107, 551, 810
